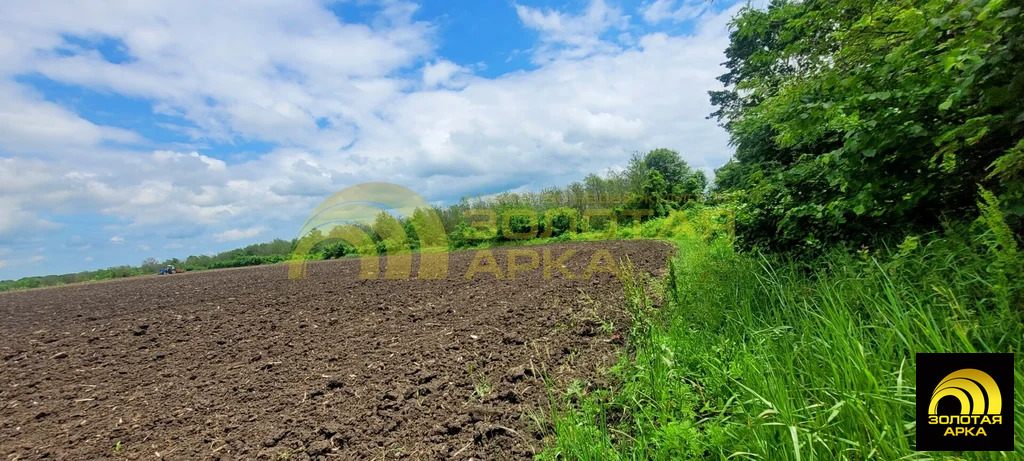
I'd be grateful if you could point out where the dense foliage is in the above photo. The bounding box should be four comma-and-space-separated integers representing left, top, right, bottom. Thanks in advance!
541, 200, 1024, 459
711, 0, 1024, 252
539, 1, 1024, 458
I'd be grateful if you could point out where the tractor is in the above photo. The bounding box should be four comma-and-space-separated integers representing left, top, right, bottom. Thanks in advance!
158, 265, 185, 275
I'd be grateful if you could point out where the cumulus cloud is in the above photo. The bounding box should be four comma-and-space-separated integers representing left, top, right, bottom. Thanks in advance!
422, 60, 470, 88
0, 260, 7, 269
0, 0, 432, 147
0, 0, 739, 277
214, 226, 265, 242
364, 7, 738, 199
641, 0, 711, 23
515, 0, 630, 63
0, 196, 60, 242
0, 81, 143, 154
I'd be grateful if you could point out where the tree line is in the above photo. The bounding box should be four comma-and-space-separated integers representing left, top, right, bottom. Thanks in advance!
0, 148, 709, 291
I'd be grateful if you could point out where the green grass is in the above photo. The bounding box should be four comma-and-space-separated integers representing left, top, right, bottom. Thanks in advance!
474, 376, 494, 400
540, 209, 1023, 459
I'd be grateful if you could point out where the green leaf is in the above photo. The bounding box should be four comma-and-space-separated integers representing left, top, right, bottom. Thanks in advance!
943, 55, 957, 72
998, 7, 1020, 18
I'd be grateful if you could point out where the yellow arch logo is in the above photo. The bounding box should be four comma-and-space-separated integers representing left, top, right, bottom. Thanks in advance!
288, 182, 448, 280
928, 368, 1002, 415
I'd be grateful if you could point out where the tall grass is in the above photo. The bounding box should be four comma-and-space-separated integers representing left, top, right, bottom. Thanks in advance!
541, 204, 1023, 459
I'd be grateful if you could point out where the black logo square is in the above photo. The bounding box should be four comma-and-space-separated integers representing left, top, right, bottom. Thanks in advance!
916, 353, 1014, 451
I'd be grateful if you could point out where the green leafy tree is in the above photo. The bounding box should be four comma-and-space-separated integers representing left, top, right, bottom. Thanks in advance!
643, 148, 706, 200
372, 211, 409, 254
624, 151, 649, 196
141, 257, 161, 273
711, 0, 1024, 251
711, 160, 746, 193
628, 170, 674, 218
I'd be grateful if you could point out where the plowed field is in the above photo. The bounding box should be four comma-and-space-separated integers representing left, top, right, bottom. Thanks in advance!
0, 241, 672, 460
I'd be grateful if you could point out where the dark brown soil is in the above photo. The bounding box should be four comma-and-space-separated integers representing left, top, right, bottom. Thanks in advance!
0, 240, 672, 460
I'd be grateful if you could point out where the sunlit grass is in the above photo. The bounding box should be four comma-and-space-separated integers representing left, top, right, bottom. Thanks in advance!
540, 210, 1023, 459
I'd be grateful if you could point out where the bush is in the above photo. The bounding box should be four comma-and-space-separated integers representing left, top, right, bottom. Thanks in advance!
542, 204, 1024, 459
320, 242, 354, 259
711, 0, 1024, 252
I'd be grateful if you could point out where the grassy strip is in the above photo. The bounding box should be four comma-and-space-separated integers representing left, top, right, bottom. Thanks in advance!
539, 207, 1023, 458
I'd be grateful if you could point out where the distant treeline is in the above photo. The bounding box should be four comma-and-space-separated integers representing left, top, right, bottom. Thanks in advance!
297, 148, 711, 258
0, 239, 298, 292
1, 148, 710, 292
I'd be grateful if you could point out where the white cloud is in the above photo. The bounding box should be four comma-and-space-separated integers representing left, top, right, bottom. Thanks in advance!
214, 226, 265, 242
152, 151, 227, 171
137, 244, 150, 251
0, 81, 142, 155
0, 0, 432, 147
641, 0, 711, 24
515, 0, 630, 63
0, 0, 434, 245
164, 242, 184, 249
422, 60, 469, 88
360, 6, 738, 200
0, 255, 48, 269
0, 0, 739, 271
84, 256, 93, 262
0, 196, 60, 241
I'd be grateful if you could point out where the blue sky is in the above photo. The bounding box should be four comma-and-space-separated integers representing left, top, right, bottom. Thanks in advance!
0, 0, 743, 279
